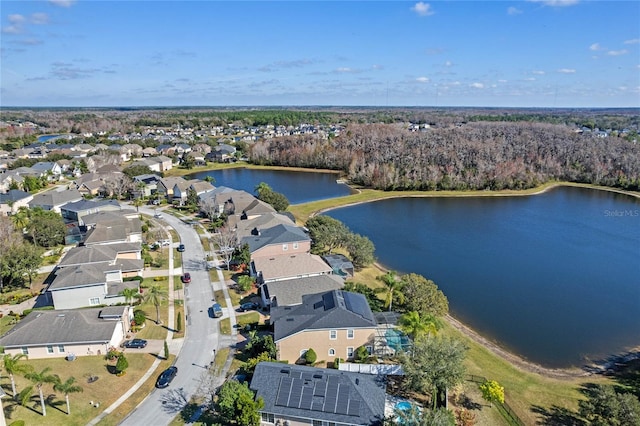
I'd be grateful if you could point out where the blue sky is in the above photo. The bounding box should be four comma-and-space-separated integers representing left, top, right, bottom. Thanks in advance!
1, 1, 639, 108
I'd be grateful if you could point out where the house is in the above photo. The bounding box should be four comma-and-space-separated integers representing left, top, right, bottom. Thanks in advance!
0, 172, 23, 193
30, 161, 62, 180
58, 242, 142, 273
45, 263, 140, 310
81, 210, 143, 245
270, 290, 378, 364
250, 362, 386, 426
131, 173, 161, 198
261, 274, 344, 308
28, 187, 83, 213
60, 199, 122, 226
157, 176, 188, 200
189, 180, 215, 196
252, 253, 333, 284
206, 144, 236, 162
235, 212, 297, 241
0, 306, 132, 359
242, 224, 311, 259
0, 190, 33, 216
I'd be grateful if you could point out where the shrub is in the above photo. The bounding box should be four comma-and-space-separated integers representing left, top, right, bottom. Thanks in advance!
115, 354, 129, 374
304, 348, 317, 365
105, 349, 121, 361
133, 310, 146, 326
354, 346, 369, 363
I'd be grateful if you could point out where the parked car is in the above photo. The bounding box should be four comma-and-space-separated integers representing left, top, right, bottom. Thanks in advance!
155, 366, 178, 388
122, 339, 147, 349
154, 211, 163, 219
211, 303, 223, 318
181, 272, 191, 283
238, 302, 259, 312
177, 244, 185, 252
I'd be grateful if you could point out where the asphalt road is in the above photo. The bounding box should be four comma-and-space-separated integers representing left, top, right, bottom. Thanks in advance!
120, 208, 222, 425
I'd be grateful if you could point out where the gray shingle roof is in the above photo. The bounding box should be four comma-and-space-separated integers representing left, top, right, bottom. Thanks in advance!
250, 362, 386, 425
29, 188, 83, 209
0, 307, 127, 348
241, 224, 309, 253
272, 290, 377, 342
264, 275, 344, 307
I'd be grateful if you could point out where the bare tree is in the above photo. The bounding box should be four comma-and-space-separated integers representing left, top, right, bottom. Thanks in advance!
213, 225, 238, 270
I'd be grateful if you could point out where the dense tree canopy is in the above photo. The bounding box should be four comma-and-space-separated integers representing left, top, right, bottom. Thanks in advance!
216, 380, 263, 426
254, 182, 289, 212
249, 122, 640, 191
399, 335, 468, 408
400, 273, 449, 316
26, 208, 66, 248
579, 384, 640, 426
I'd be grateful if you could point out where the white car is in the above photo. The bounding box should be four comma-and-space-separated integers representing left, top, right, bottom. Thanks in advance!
154, 212, 163, 218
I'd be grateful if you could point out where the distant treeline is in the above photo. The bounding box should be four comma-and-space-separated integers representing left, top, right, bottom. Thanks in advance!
248, 122, 640, 191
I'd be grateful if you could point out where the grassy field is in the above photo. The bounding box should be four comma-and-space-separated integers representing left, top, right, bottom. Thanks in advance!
1, 354, 161, 426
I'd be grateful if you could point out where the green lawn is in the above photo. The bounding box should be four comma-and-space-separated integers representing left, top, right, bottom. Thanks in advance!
2, 354, 159, 426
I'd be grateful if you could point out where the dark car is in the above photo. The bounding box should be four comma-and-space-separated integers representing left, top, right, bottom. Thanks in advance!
123, 338, 147, 349
238, 302, 259, 312
181, 272, 191, 283
177, 244, 185, 252
211, 303, 223, 318
155, 366, 178, 388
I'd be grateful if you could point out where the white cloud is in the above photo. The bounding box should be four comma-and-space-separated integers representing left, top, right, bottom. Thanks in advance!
589, 43, 603, 51
532, 70, 545, 75
48, 0, 76, 7
507, 7, 523, 15
527, 0, 579, 6
2, 14, 26, 34
371, 64, 383, 70
470, 82, 484, 89
557, 68, 576, 73
31, 13, 49, 25
444, 60, 452, 67
416, 76, 430, 83
412, 2, 435, 17
607, 49, 628, 56
524, 77, 536, 81
498, 79, 508, 83
8, 14, 26, 24
335, 67, 354, 73
623, 39, 640, 45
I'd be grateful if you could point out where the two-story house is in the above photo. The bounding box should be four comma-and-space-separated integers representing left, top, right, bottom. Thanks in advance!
270, 290, 378, 364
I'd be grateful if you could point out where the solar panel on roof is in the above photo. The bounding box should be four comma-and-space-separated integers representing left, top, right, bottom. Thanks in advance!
335, 385, 351, 414
314, 380, 327, 397
324, 382, 339, 413
288, 378, 303, 408
275, 377, 293, 407
347, 399, 361, 416
300, 386, 314, 410
312, 399, 324, 411
322, 292, 335, 310
343, 292, 374, 322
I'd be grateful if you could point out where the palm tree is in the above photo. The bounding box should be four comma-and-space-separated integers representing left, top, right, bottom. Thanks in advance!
254, 181, 271, 196
132, 197, 144, 212
142, 284, 168, 324
376, 271, 403, 312
399, 311, 443, 340
10, 206, 30, 233
120, 287, 141, 306
53, 376, 83, 415
24, 366, 58, 416
2, 353, 30, 400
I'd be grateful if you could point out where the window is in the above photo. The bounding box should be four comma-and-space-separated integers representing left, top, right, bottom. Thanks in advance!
293, 242, 299, 249
347, 329, 354, 339
329, 330, 337, 340
21, 347, 29, 355
366, 345, 373, 355
312, 421, 323, 426
282, 244, 288, 251
47, 346, 54, 354
58, 345, 65, 353
261, 413, 275, 423
328, 348, 336, 356
347, 347, 354, 358
89, 297, 100, 306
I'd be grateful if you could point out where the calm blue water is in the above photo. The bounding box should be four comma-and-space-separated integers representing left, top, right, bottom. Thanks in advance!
190, 167, 353, 204
326, 187, 640, 368
37, 134, 61, 142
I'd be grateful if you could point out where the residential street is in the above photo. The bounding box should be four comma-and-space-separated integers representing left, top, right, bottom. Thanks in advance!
118, 207, 235, 425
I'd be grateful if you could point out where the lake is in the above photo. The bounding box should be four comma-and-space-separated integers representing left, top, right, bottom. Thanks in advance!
325, 187, 640, 368
190, 167, 353, 204
190, 166, 639, 367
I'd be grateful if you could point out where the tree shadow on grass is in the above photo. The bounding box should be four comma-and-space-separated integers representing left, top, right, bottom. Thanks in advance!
46, 393, 68, 415
531, 404, 585, 425
457, 393, 482, 411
